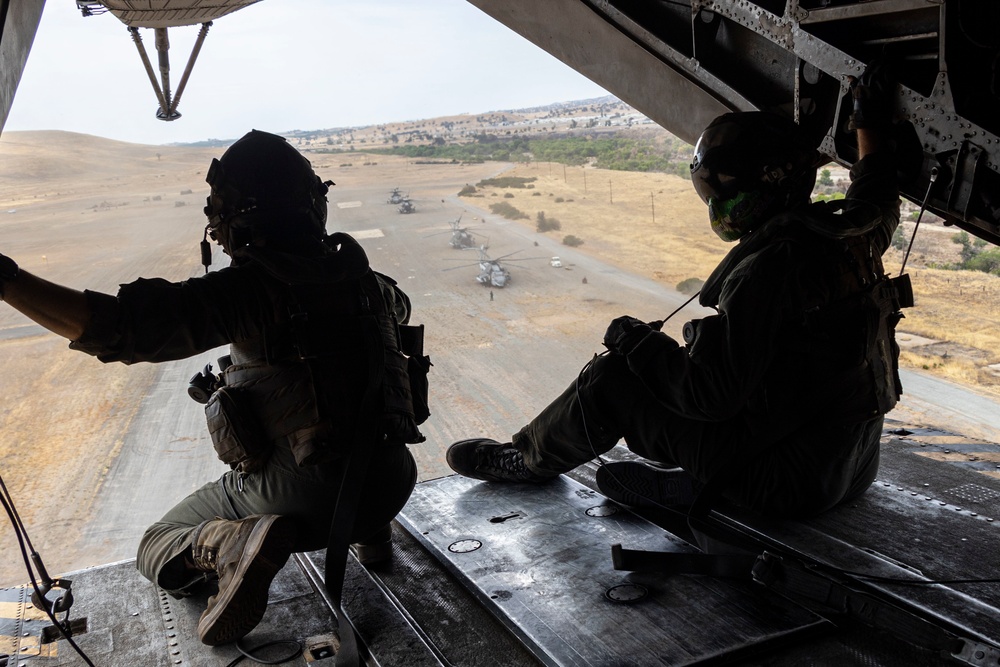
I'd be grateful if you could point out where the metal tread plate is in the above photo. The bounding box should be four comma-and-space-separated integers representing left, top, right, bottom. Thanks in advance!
397, 474, 825, 666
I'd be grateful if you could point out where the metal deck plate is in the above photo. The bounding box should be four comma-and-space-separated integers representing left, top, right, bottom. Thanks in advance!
398, 474, 825, 666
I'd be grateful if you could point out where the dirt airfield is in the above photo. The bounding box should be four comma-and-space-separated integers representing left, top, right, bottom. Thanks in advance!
0, 128, 998, 586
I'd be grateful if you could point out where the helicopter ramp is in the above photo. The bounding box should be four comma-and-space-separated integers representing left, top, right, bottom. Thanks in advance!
6, 422, 1000, 666
395, 474, 825, 666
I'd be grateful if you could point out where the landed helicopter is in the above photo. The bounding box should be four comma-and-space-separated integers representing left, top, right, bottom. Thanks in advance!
427, 215, 479, 249
398, 197, 416, 214
386, 187, 404, 205
444, 245, 544, 288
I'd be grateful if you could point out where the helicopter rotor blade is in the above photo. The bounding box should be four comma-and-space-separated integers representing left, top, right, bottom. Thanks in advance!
442, 263, 483, 271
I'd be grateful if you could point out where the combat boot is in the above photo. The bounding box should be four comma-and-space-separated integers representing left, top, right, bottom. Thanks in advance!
350, 523, 393, 566
190, 514, 296, 646
596, 461, 703, 509
446, 438, 553, 483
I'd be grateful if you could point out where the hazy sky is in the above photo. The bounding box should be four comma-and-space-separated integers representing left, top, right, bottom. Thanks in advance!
5, 0, 610, 146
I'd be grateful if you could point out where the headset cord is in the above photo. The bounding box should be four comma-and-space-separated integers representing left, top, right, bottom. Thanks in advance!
225, 638, 303, 666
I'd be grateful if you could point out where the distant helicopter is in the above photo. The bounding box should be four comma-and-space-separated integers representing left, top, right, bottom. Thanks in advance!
427, 215, 478, 249
443, 245, 544, 288
398, 198, 416, 214
387, 187, 404, 205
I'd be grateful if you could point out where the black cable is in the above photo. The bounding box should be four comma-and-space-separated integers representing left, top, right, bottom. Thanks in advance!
805, 561, 1000, 587
0, 471, 96, 666
899, 167, 938, 275
224, 638, 303, 667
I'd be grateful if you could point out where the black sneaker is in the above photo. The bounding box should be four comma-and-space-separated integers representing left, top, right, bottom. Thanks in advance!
596, 461, 702, 509
446, 438, 552, 483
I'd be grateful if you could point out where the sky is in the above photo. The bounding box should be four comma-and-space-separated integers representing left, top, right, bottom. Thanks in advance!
5, 0, 611, 146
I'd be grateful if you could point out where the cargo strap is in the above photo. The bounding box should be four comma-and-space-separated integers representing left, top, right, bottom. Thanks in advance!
323, 315, 384, 667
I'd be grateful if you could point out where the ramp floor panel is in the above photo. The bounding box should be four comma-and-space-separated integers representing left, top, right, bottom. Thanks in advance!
710, 425, 1000, 649
397, 474, 825, 666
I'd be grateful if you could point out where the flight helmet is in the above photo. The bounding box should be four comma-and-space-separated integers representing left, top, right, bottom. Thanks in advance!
204, 130, 332, 254
690, 112, 821, 241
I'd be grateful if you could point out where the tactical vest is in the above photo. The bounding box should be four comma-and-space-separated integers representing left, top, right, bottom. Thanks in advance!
700, 211, 910, 429
204, 253, 428, 472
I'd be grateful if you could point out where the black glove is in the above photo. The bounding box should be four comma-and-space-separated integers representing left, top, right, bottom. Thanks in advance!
603, 315, 653, 356
850, 58, 898, 130
0, 253, 18, 300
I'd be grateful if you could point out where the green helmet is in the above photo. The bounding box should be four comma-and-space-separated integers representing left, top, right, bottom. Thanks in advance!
690, 112, 821, 241
204, 130, 332, 253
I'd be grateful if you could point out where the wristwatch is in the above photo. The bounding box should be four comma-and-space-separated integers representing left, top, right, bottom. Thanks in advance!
0, 254, 19, 299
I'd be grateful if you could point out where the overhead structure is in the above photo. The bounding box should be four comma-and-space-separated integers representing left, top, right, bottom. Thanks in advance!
76, 0, 262, 121
0, 0, 45, 134
468, 0, 1000, 245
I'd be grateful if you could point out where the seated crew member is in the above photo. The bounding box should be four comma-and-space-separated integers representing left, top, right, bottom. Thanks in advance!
0, 130, 424, 645
447, 65, 909, 518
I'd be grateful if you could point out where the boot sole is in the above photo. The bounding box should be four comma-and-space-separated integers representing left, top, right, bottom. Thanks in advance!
596, 461, 699, 509
197, 515, 296, 646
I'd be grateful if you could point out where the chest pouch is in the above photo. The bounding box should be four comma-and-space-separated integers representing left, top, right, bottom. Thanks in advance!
205, 386, 271, 473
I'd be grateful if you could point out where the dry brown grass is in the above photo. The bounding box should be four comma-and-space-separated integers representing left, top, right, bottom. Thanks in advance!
465, 162, 1000, 399
467, 162, 730, 287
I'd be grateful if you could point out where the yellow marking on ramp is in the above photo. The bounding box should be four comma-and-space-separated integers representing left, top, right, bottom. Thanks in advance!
0, 633, 57, 658
913, 451, 1000, 463
336, 201, 363, 209
912, 435, 978, 446
351, 228, 384, 239
0, 600, 48, 620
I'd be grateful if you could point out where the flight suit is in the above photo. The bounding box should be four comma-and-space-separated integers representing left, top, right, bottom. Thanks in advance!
514, 152, 902, 517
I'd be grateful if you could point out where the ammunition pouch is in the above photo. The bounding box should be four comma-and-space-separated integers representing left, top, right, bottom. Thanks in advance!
205, 386, 271, 473
220, 360, 352, 468
789, 273, 911, 425
399, 323, 432, 426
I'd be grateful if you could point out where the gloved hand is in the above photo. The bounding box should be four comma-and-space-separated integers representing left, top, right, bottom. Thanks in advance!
850, 58, 898, 130
603, 315, 653, 356
0, 252, 19, 300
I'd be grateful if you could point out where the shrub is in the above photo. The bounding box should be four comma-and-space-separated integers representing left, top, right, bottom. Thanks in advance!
965, 247, 1000, 275
504, 192, 515, 198
477, 176, 538, 189
536, 211, 562, 232
489, 201, 529, 220
891, 225, 907, 251
458, 184, 477, 196
676, 277, 704, 295
563, 235, 584, 247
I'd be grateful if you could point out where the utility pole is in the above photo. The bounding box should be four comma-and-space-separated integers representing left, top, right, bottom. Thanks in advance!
651, 192, 655, 225
609, 180, 613, 204
583, 169, 587, 193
